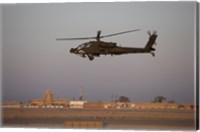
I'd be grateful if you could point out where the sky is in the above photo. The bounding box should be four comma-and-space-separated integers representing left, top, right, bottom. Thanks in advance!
1, 2, 197, 103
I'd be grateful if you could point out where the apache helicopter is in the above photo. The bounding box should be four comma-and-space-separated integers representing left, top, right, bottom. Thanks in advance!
56, 29, 157, 61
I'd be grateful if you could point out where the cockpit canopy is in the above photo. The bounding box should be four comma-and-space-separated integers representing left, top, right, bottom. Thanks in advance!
77, 42, 92, 50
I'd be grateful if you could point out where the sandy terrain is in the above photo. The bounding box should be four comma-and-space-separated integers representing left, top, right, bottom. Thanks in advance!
1, 108, 196, 130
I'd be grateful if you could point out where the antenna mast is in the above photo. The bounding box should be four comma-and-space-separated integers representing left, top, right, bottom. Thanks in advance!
79, 85, 83, 101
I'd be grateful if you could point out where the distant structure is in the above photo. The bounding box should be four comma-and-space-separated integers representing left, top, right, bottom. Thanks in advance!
43, 89, 54, 105
29, 89, 69, 106
79, 86, 83, 101
68, 86, 88, 108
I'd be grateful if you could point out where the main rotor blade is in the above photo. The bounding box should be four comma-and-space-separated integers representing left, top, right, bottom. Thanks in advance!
56, 29, 140, 41
56, 36, 96, 41
100, 29, 140, 38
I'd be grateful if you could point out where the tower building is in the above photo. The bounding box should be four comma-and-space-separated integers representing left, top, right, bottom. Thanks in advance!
79, 85, 83, 101
43, 89, 53, 105
29, 88, 69, 106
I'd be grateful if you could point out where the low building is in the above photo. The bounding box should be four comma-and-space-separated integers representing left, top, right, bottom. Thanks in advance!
83, 102, 105, 109
134, 102, 178, 109
2, 101, 22, 108
69, 100, 87, 108
29, 89, 69, 107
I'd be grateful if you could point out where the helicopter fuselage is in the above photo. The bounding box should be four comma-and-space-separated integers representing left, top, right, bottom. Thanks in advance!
57, 29, 157, 61
70, 38, 156, 61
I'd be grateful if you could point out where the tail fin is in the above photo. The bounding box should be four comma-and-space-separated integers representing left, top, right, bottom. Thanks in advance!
145, 31, 157, 50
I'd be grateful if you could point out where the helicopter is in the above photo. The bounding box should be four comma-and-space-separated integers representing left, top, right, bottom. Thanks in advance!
56, 29, 157, 61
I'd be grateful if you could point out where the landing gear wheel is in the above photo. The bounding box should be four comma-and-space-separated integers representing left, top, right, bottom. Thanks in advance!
87, 54, 94, 61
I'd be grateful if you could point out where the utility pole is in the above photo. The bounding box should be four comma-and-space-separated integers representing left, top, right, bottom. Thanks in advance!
79, 85, 83, 101
111, 94, 114, 102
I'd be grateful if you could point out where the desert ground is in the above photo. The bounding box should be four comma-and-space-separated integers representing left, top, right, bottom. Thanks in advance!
2, 108, 196, 130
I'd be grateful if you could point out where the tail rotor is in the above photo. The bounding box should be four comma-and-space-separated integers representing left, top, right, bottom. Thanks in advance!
147, 30, 157, 46
147, 31, 151, 36
147, 30, 157, 36
145, 30, 158, 57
